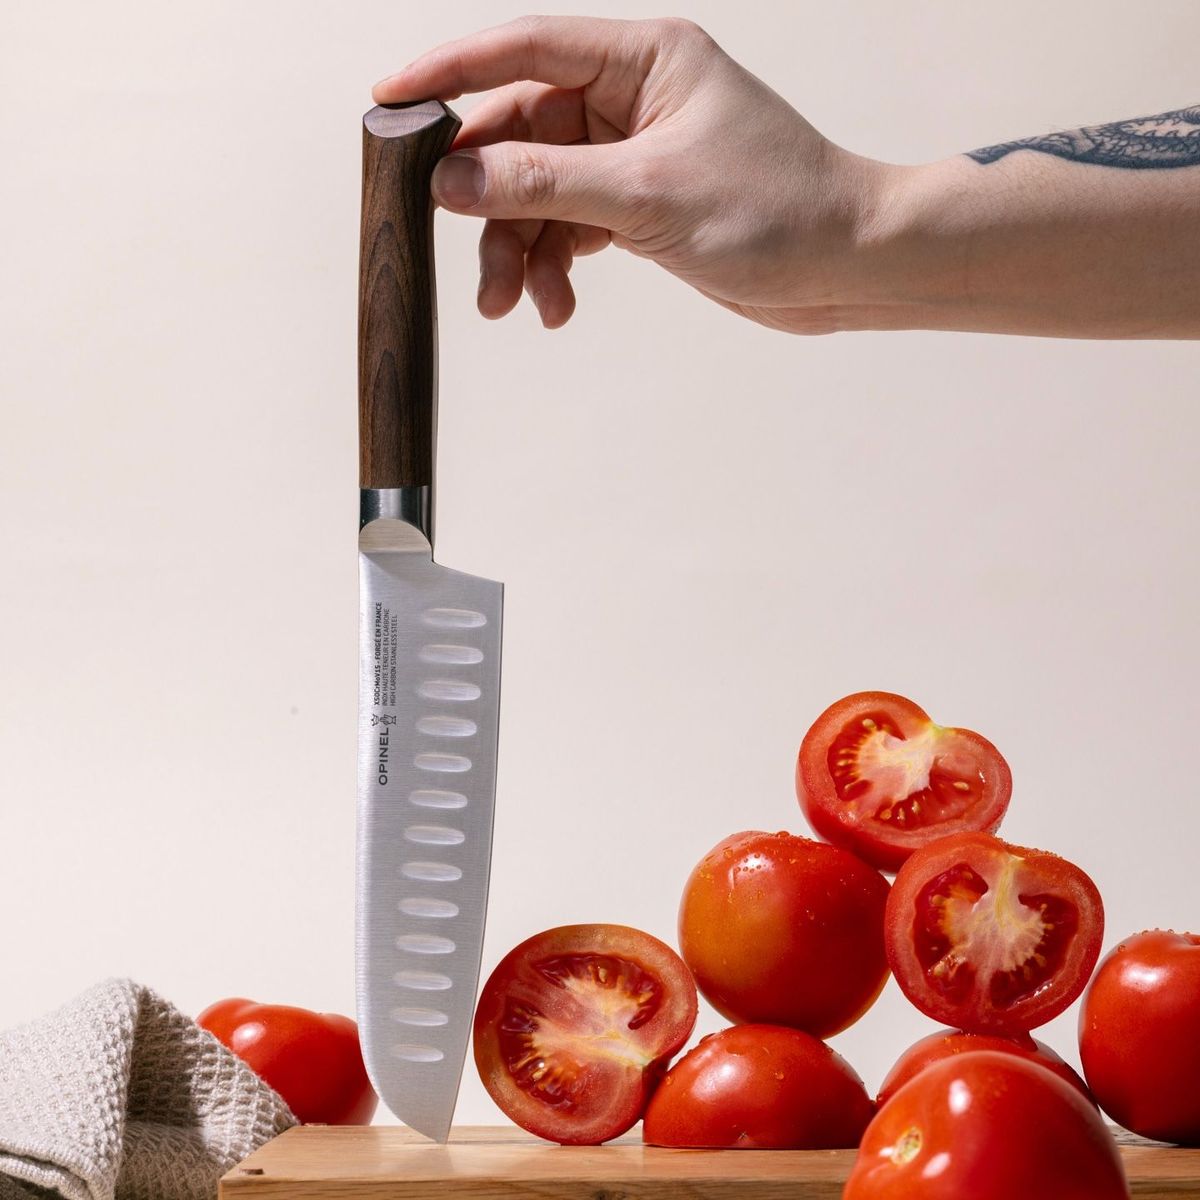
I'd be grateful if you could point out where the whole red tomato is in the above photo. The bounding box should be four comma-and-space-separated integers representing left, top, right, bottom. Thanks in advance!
1079, 929, 1200, 1144
885, 831, 1104, 1033
844, 1051, 1128, 1200
642, 1024, 874, 1149
196, 998, 377, 1124
796, 692, 1012, 873
472, 924, 697, 1145
877, 1028, 1092, 1109
678, 830, 889, 1037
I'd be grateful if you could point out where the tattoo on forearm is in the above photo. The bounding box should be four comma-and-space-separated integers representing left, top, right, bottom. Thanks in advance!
968, 105, 1200, 169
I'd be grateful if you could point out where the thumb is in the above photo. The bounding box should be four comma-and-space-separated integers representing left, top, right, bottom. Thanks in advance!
432, 142, 633, 230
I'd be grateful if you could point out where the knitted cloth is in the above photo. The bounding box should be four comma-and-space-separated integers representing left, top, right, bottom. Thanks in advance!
0, 979, 295, 1200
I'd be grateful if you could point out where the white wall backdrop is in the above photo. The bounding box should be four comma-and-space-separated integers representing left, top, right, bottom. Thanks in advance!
2, 0, 1198, 1124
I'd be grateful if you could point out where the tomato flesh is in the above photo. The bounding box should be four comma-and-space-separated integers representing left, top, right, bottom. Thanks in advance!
1080, 929, 1200, 1144
911, 866, 1078, 1011
845, 1052, 1128, 1200
498, 954, 662, 1108
828, 711, 985, 829
885, 832, 1104, 1033
474, 925, 697, 1144
797, 692, 1012, 873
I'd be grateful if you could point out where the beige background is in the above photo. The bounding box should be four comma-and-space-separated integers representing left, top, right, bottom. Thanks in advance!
2, 0, 1198, 1126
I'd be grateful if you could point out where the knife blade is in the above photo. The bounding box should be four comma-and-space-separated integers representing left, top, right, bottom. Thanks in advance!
355, 100, 503, 1143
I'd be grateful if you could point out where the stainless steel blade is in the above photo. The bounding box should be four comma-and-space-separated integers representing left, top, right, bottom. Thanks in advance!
356, 512, 502, 1141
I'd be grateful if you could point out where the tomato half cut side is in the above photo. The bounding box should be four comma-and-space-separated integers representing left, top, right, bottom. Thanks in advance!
797, 692, 1012, 872
473, 924, 698, 1145
885, 832, 1104, 1034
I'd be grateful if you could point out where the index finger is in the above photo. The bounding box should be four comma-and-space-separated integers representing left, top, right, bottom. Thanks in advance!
371, 15, 652, 103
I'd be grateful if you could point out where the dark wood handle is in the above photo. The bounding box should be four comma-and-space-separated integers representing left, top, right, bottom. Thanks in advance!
359, 101, 461, 489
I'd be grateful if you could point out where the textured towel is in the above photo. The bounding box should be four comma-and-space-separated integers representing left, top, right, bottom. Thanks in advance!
0, 979, 295, 1200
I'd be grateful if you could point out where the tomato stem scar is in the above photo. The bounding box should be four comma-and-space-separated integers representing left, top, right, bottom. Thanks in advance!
890, 1126, 923, 1164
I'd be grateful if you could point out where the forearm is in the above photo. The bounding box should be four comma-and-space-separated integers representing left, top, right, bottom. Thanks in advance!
842, 113, 1200, 339
375, 19, 1198, 340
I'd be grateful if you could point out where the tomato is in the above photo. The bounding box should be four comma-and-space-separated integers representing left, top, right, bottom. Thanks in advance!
678, 830, 889, 1037
1079, 928, 1200, 1144
642, 1024, 874, 1149
877, 1027, 1092, 1109
885, 832, 1104, 1033
796, 692, 1012, 872
844, 1051, 1128, 1200
196, 998, 377, 1124
472, 924, 697, 1145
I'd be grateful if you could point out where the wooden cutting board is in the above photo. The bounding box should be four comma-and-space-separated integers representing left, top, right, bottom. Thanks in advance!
219, 1125, 1200, 1198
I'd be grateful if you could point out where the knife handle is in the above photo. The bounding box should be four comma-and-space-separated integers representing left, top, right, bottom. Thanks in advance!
359, 101, 462, 490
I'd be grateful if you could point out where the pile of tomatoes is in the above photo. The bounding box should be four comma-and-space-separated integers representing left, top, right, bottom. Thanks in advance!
474, 691, 1200, 1197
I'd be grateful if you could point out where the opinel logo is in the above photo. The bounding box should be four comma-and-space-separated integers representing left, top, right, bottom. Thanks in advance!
376, 724, 391, 786
371, 713, 397, 727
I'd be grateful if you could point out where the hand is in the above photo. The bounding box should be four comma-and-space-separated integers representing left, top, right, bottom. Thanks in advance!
372, 16, 887, 333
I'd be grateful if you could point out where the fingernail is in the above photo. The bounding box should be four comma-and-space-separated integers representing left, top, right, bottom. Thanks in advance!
531, 289, 549, 323
433, 153, 484, 208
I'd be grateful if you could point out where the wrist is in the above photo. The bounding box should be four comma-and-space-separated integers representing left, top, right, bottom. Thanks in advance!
833, 155, 969, 332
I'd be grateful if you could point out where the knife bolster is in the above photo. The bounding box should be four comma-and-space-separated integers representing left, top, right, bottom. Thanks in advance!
360, 486, 432, 543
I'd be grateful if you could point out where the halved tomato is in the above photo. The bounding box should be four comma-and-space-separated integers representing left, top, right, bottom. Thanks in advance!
796, 692, 1012, 872
472, 924, 697, 1144
885, 832, 1104, 1033
876, 1028, 1092, 1109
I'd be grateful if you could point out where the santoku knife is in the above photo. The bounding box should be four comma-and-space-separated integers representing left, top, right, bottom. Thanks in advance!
355, 101, 503, 1142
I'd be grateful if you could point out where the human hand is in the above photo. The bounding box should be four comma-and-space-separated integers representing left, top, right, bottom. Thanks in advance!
372, 16, 889, 333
